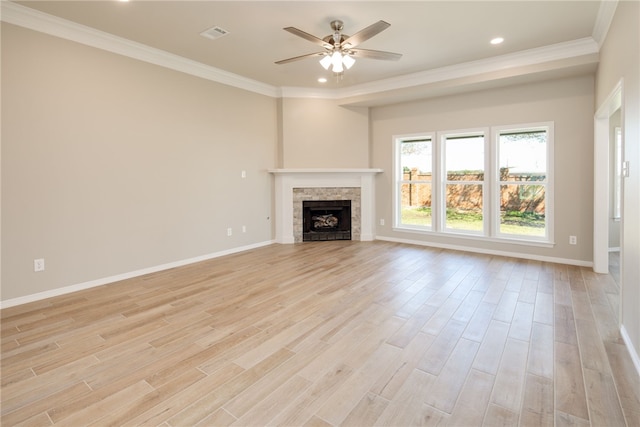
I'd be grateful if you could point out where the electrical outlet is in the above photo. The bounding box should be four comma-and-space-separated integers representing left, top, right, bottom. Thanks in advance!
380, 219, 385, 226
227, 228, 232, 236
34, 258, 45, 272
241, 170, 246, 178
569, 235, 577, 245
242, 225, 247, 233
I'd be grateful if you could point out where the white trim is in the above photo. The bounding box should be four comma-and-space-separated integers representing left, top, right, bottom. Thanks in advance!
594, 80, 623, 274
376, 235, 590, 267
2, 1, 599, 101
439, 128, 489, 235
492, 122, 554, 243
393, 123, 554, 245
0, 1, 278, 98
0, 240, 274, 309
391, 227, 555, 249
282, 38, 599, 100
268, 168, 383, 175
592, 0, 619, 47
269, 169, 382, 244
621, 325, 640, 377
393, 132, 436, 231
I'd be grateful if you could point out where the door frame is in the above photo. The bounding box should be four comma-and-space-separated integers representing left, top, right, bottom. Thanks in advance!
593, 79, 623, 274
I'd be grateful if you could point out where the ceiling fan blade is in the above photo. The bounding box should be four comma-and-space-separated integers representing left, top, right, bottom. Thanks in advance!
275, 52, 326, 65
349, 48, 402, 61
341, 20, 390, 48
283, 27, 332, 48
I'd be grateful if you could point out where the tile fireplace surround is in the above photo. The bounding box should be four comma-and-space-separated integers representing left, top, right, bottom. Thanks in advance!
269, 169, 383, 244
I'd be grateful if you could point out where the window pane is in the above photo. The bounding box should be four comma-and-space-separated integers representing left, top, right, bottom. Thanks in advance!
499, 131, 547, 180
445, 184, 483, 231
445, 135, 484, 173
499, 184, 545, 236
401, 139, 432, 177
400, 183, 431, 227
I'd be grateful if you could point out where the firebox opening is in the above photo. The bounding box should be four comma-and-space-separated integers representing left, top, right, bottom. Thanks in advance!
302, 200, 351, 241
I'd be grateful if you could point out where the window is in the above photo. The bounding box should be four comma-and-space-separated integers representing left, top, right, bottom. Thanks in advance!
495, 126, 551, 240
397, 135, 434, 229
442, 132, 486, 234
394, 123, 553, 244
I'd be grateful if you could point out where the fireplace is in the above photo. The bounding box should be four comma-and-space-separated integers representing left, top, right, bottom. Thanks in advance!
269, 168, 383, 244
303, 200, 351, 241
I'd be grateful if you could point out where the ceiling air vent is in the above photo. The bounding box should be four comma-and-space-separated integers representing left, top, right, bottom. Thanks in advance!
200, 26, 230, 40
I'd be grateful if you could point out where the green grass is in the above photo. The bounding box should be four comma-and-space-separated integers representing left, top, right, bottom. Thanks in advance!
400, 207, 545, 236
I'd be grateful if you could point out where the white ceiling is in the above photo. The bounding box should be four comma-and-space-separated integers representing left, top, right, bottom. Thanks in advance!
9, 1, 607, 102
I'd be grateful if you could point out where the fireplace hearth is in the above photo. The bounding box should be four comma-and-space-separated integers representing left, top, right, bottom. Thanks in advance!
303, 200, 351, 241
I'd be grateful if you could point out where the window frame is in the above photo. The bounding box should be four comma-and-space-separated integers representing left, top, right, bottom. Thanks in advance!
392, 122, 554, 247
492, 122, 554, 243
439, 128, 489, 236
393, 132, 436, 231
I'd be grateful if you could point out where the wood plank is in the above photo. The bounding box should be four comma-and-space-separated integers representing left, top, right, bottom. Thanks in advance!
508, 301, 535, 342
269, 363, 354, 426
448, 369, 495, 426
490, 337, 529, 412
417, 319, 466, 375
528, 322, 554, 378
423, 338, 480, 413
521, 373, 554, 426
0, 241, 630, 426
231, 375, 312, 426
371, 332, 435, 400
583, 368, 626, 426
555, 341, 589, 420
473, 319, 509, 375
341, 392, 389, 427
373, 368, 436, 426
315, 343, 402, 425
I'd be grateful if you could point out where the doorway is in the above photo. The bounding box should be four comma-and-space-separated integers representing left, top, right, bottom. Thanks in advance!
594, 80, 623, 317
594, 81, 623, 273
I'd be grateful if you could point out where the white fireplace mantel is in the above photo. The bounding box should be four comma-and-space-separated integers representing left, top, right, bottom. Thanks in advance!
269, 168, 383, 244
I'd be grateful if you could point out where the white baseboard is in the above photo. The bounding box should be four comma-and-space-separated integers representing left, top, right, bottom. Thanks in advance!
375, 235, 593, 267
0, 240, 274, 309
620, 325, 640, 377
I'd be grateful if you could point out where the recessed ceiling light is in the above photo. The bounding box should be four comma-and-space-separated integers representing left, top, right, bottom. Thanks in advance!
490, 37, 504, 45
318, 77, 327, 83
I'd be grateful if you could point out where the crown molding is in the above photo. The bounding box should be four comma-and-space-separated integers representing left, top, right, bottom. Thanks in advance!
0, 1, 279, 98
2, 1, 600, 102
281, 37, 599, 100
592, 0, 618, 47
278, 86, 342, 100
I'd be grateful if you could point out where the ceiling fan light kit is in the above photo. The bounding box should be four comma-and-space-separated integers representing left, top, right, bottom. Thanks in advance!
276, 19, 401, 77
319, 51, 355, 74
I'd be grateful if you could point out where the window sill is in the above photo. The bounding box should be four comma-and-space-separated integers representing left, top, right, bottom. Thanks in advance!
391, 226, 555, 248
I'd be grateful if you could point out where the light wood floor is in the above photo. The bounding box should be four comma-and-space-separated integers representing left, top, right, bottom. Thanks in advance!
2, 241, 639, 426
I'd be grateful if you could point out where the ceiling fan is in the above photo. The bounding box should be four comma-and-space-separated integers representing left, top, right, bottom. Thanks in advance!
275, 19, 402, 75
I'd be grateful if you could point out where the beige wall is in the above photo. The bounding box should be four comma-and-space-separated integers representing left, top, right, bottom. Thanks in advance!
280, 97, 369, 168
1, 23, 278, 301
595, 0, 640, 365
371, 75, 595, 262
